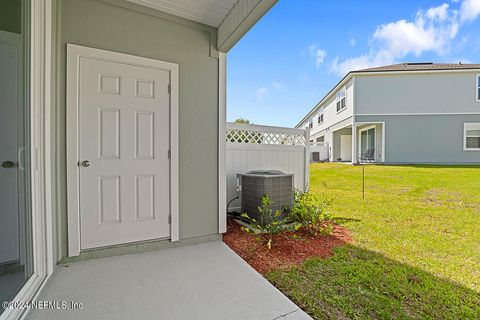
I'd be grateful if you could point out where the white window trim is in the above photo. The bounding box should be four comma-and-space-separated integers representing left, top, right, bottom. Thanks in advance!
336, 88, 347, 114
318, 112, 324, 125
476, 74, 480, 103
463, 122, 480, 151
336, 105, 347, 114
66, 45, 180, 257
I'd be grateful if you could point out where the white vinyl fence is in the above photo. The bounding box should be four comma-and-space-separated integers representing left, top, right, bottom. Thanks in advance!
226, 123, 310, 212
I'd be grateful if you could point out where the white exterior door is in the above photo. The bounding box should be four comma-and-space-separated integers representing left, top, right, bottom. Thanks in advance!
0, 33, 20, 264
340, 135, 352, 161
78, 54, 172, 249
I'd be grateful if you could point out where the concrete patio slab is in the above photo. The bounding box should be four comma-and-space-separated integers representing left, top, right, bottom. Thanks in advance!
27, 241, 311, 320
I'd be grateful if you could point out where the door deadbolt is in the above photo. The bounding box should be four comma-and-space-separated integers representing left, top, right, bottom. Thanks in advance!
1, 161, 15, 168
80, 160, 90, 167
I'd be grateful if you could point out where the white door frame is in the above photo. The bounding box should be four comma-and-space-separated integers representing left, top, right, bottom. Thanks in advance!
358, 125, 376, 162
356, 122, 386, 162
66, 45, 179, 257
1, 0, 55, 319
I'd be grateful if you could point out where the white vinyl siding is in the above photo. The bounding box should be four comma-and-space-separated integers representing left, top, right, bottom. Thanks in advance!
464, 123, 480, 150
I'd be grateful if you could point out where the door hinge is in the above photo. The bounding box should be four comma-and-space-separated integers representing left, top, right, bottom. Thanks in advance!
168, 215, 172, 224
167, 149, 171, 159
167, 84, 171, 94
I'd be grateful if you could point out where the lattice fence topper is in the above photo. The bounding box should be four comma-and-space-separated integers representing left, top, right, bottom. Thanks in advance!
226, 128, 306, 146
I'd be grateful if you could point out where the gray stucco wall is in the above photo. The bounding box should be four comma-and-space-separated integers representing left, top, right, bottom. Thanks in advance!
355, 72, 480, 114
57, 0, 220, 258
356, 115, 480, 163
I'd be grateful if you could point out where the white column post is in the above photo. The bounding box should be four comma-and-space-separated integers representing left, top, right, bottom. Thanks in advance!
304, 127, 310, 191
218, 52, 227, 233
352, 122, 357, 164
382, 122, 386, 162
351, 76, 357, 164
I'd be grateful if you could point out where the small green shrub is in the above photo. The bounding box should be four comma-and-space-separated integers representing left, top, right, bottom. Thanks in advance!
241, 194, 300, 249
290, 190, 332, 235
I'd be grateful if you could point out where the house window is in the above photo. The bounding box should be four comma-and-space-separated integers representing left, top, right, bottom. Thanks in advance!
477, 75, 480, 101
316, 136, 324, 143
464, 123, 480, 150
308, 119, 313, 128
336, 89, 346, 112
318, 112, 324, 124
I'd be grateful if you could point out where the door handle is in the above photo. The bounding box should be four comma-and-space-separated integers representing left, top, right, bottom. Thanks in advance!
1, 161, 16, 168
80, 160, 90, 167
18, 148, 25, 170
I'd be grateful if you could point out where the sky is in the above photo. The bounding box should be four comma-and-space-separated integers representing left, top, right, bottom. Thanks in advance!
227, 0, 480, 128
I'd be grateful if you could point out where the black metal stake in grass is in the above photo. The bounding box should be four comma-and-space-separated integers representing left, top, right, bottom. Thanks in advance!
362, 166, 365, 200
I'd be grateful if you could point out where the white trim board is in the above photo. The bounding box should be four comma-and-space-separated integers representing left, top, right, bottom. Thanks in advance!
66, 44, 179, 257
355, 121, 386, 124
475, 74, 480, 103
124, 0, 234, 28
356, 112, 480, 116
330, 122, 353, 132
218, 52, 226, 234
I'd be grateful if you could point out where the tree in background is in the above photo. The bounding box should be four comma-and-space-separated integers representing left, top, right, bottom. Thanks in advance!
234, 118, 252, 124
228, 118, 262, 143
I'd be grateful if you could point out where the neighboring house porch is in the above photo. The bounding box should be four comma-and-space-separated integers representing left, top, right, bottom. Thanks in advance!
332, 126, 353, 162
316, 122, 385, 164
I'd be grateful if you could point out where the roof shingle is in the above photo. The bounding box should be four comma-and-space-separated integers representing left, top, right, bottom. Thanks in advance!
354, 62, 480, 73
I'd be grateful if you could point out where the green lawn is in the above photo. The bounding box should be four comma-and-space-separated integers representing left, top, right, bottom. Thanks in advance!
267, 163, 480, 319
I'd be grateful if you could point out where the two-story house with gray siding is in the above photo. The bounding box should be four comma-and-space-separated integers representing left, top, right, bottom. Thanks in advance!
297, 63, 480, 164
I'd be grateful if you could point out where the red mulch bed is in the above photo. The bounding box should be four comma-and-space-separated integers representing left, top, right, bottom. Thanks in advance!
223, 218, 352, 275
